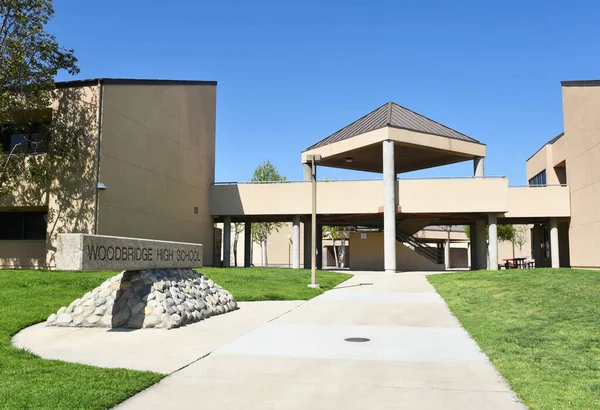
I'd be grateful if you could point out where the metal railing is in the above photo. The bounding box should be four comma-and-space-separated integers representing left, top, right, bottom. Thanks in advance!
508, 184, 569, 188
213, 175, 508, 186
396, 230, 443, 265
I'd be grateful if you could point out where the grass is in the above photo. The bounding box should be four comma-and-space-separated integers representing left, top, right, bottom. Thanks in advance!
199, 267, 352, 301
428, 268, 600, 410
0, 269, 163, 410
0, 267, 350, 409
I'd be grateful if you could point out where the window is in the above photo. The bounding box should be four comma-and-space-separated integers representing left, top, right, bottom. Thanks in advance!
528, 170, 547, 187
0, 212, 47, 240
0, 109, 51, 153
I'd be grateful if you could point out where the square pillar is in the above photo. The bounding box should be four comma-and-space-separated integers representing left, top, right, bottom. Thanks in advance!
474, 219, 487, 270
550, 218, 560, 268
292, 216, 301, 269
244, 222, 252, 268
488, 214, 498, 271
303, 163, 313, 181
444, 239, 451, 270
383, 140, 396, 273
223, 216, 231, 268
474, 157, 485, 178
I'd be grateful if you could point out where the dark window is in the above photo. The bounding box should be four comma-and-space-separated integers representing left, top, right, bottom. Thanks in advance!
0, 212, 47, 240
0, 109, 51, 153
528, 170, 547, 187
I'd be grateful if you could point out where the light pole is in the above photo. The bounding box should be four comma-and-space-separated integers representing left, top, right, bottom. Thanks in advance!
306, 154, 321, 288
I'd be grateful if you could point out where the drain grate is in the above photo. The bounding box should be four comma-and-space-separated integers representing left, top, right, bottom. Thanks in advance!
344, 337, 370, 343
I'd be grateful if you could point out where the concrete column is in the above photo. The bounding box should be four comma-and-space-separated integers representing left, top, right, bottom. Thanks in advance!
303, 220, 312, 269
467, 243, 472, 269
292, 216, 301, 269
475, 219, 487, 270
488, 214, 498, 271
316, 224, 323, 270
383, 140, 396, 273
550, 218, 560, 268
473, 157, 485, 178
244, 222, 251, 268
223, 216, 231, 268
303, 163, 313, 181
469, 223, 476, 270
444, 239, 451, 270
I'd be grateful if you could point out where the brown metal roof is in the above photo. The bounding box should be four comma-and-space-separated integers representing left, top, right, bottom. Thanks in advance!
306, 101, 480, 150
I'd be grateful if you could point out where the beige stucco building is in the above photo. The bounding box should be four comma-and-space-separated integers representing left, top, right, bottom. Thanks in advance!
1, 79, 216, 268
5, 77, 599, 271
213, 102, 570, 272
525, 79, 600, 270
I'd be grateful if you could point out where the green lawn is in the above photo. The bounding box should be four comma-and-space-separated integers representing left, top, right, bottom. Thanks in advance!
0, 267, 350, 409
199, 267, 352, 301
0, 270, 163, 410
428, 268, 600, 410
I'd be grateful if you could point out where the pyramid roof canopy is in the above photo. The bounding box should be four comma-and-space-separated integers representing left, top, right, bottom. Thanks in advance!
302, 102, 485, 174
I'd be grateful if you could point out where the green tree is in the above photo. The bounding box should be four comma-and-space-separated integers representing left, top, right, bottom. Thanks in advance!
464, 224, 515, 242
250, 161, 286, 266
1, 0, 80, 197
513, 225, 529, 257
232, 222, 244, 267
322, 225, 347, 268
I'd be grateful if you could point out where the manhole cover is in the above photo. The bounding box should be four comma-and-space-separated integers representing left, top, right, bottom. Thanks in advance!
345, 337, 370, 343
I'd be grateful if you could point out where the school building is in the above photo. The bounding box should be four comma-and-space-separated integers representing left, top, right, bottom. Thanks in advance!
1, 77, 598, 271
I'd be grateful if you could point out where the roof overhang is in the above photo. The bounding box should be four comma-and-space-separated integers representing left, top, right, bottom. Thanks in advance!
301, 126, 486, 174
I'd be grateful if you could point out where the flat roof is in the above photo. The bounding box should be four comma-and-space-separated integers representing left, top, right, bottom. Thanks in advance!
561, 79, 600, 87
55, 78, 217, 88
526, 132, 564, 162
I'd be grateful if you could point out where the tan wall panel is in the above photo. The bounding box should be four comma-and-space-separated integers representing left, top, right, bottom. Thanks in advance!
552, 136, 567, 167
211, 178, 511, 216
398, 178, 509, 213
589, 144, 600, 187
0, 241, 47, 268
566, 155, 591, 193
562, 85, 600, 268
211, 181, 385, 216
348, 232, 443, 271
526, 146, 548, 181
504, 187, 570, 218
98, 84, 216, 265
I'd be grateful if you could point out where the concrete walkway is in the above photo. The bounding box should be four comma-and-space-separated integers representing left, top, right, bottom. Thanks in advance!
14, 271, 525, 409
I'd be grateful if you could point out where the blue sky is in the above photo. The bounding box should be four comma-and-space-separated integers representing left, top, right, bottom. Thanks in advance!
50, 0, 600, 184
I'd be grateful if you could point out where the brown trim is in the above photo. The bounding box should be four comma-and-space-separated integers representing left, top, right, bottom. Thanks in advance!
561, 80, 600, 87
56, 78, 217, 89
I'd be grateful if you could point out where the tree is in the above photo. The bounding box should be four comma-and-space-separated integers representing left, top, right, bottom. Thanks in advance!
464, 224, 515, 242
322, 225, 348, 268
250, 161, 286, 266
513, 225, 529, 257
231, 222, 244, 267
1, 0, 80, 198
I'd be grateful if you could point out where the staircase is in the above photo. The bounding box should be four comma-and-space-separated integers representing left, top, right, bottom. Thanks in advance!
395, 230, 444, 265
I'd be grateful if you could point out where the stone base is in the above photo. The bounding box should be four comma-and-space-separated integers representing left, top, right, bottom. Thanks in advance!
46, 269, 238, 329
